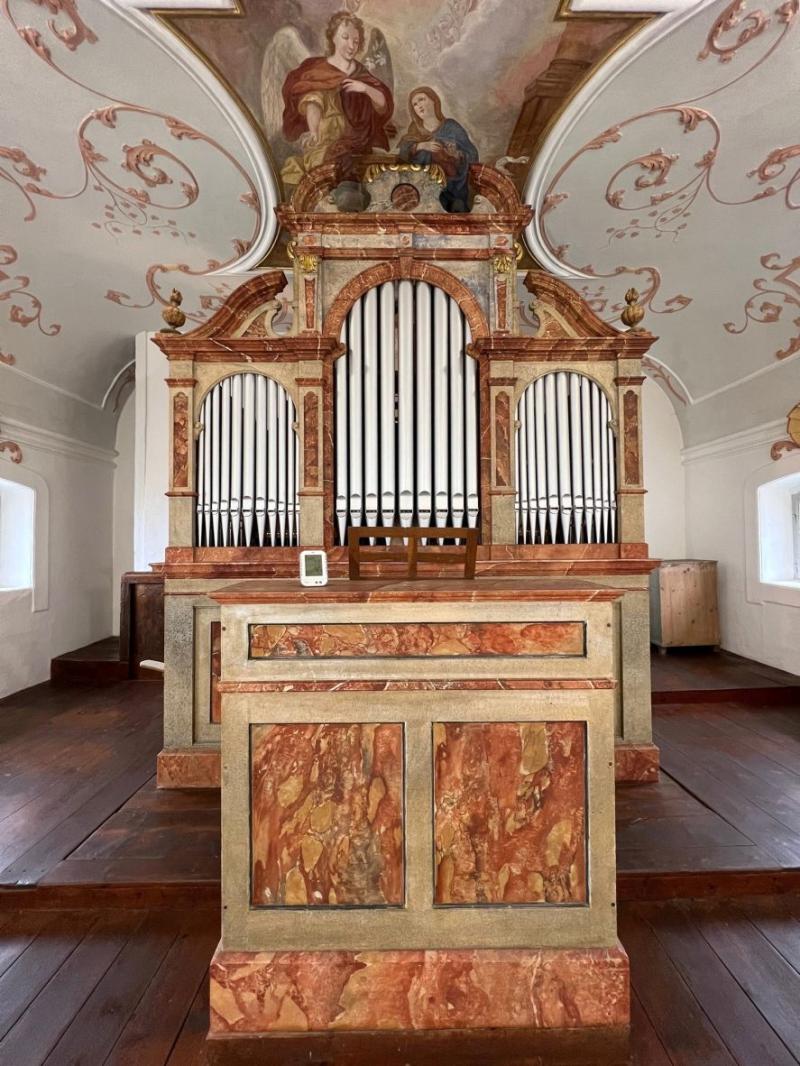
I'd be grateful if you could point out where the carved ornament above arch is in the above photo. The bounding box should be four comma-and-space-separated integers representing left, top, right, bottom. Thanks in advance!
524, 270, 649, 341
322, 261, 490, 345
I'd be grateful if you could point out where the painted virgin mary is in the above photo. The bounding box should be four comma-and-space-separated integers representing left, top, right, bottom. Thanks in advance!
398, 87, 479, 213
279, 12, 394, 186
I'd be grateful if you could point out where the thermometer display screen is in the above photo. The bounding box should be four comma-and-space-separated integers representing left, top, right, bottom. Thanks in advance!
304, 554, 323, 577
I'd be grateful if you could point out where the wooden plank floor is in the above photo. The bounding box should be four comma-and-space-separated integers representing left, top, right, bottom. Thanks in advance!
651, 648, 800, 704
617, 701, 800, 896
0, 898, 799, 1065
1, 653, 800, 900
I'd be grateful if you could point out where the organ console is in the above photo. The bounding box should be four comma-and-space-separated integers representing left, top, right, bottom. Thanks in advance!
154, 160, 659, 1057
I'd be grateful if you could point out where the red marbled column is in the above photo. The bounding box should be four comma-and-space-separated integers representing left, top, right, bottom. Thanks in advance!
494, 390, 511, 488
434, 721, 587, 904
251, 723, 404, 906
209, 945, 629, 1033
623, 390, 640, 486
303, 392, 320, 488
172, 391, 189, 488
249, 621, 585, 659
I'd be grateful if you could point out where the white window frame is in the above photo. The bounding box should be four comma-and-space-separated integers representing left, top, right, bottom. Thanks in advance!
745, 452, 800, 610
0, 463, 49, 612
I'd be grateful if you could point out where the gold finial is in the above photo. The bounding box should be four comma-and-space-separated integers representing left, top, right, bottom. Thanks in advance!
620, 287, 645, 331
160, 289, 186, 333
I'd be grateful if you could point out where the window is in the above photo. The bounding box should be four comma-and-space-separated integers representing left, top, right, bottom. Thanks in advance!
0, 477, 35, 590
757, 471, 800, 587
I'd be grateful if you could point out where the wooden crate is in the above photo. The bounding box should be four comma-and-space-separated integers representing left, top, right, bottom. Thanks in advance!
649, 560, 720, 651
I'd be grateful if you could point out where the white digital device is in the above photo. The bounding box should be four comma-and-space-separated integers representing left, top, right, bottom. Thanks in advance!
299, 550, 328, 587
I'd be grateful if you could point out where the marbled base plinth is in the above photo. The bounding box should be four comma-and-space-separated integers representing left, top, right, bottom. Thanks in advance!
157, 747, 221, 789
209, 945, 629, 1034
613, 742, 659, 784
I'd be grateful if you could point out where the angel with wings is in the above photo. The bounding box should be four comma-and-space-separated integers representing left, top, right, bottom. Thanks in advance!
262, 11, 394, 188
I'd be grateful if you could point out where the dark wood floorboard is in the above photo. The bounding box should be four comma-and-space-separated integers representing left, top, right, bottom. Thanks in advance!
0, 899, 797, 1065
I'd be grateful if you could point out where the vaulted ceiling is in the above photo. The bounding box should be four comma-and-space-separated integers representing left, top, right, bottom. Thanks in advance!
1, 0, 797, 445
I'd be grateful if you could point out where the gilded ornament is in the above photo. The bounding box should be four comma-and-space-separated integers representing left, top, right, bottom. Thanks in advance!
287, 240, 318, 273
620, 287, 645, 330
160, 288, 186, 332
363, 161, 446, 187
492, 254, 515, 275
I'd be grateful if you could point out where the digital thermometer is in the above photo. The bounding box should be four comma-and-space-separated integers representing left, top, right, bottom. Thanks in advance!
299, 550, 328, 587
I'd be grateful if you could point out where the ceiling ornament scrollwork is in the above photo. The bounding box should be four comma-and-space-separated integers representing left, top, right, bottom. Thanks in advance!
725, 252, 800, 361
0, 243, 61, 338
531, 0, 799, 332
1, 0, 264, 328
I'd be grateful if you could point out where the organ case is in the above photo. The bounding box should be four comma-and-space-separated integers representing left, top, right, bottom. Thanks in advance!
155, 162, 659, 790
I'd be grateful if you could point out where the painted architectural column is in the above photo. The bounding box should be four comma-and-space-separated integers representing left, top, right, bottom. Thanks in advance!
614, 365, 646, 547
164, 362, 197, 549
296, 361, 324, 545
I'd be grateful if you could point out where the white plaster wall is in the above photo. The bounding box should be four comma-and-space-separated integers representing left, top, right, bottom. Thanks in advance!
0, 423, 115, 699
684, 422, 800, 675
642, 378, 686, 561
134, 332, 169, 570
111, 392, 135, 633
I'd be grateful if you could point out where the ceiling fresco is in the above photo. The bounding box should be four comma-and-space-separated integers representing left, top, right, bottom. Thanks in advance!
1, 0, 797, 451
168, 0, 633, 195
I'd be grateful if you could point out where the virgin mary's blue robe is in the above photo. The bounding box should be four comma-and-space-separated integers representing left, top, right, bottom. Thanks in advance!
398, 118, 479, 213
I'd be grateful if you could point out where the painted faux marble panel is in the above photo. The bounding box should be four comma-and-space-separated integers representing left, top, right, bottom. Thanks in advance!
209, 945, 629, 1033
249, 621, 585, 659
433, 721, 586, 905
251, 723, 404, 906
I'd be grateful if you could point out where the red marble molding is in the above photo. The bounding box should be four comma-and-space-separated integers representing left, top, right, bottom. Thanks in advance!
165, 559, 655, 580
165, 377, 197, 387
156, 748, 220, 789
434, 722, 586, 905
614, 742, 659, 784
212, 577, 623, 605
209, 944, 629, 1033
216, 679, 616, 694
156, 336, 342, 362
210, 620, 222, 725
156, 271, 288, 342
172, 391, 189, 488
303, 276, 316, 332
285, 162, 528, 218
614, 376, 646, 386
623, 390, 640, 487
294, 377, 324, 387
251, 724, 404, 907
303, 392, 320, 489
495, 277, 508, 333
322, 261, 489, 340
494, 391, 511, 488
489, 377, 517, 386
248, 621, 586, 660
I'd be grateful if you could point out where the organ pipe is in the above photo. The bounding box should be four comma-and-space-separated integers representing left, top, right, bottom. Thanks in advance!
516, 373, 617, 545
196, 373, 299, 547
334, 280, 480, 543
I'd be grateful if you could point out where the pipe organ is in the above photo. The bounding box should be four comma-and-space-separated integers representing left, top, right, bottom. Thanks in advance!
153, 160, 664, 1058
156, 164, 659, 794
196, 373, 299, 548
335, 280, 479, 542
515, 372, 617, 546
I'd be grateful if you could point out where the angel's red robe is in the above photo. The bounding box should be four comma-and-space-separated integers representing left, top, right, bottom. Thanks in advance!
281, 57, 393, 176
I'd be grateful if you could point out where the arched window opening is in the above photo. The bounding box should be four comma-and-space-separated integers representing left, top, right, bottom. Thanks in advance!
334, 279, 480, 544
0, 477, 35, 589
758, 470, 800, 586
195, 373, 299, 547
515, 372, 617, 545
